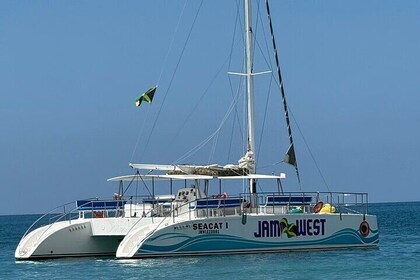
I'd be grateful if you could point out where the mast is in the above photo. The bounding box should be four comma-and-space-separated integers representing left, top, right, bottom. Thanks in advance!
244, 0, 257, 206
245, 0, 255, 159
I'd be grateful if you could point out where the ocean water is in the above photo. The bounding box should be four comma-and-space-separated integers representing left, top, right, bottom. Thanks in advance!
1, 202, 420, 279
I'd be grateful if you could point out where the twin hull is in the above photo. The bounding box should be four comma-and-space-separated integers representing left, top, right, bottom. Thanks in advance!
15, 218, 148, 259
16, 213, 378, 259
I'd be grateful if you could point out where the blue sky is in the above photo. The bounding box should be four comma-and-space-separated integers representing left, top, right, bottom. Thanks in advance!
1, 0, 420, 215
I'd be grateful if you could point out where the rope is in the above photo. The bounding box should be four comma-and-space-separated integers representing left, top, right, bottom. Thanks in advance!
173, 51, 234, 141
130, 1, 188, 163
227, 0, 245, 162
173, 81, 244, 164
227, 114, 236, 163
130, 105, 150, 163
156, 0, 189, 85
208, 130, 220, 164
256, 0, 276, 169
265, 0, 301, 189
260, 1, 331, 192
174, 1, 245, 165
256, 75, 273, 167
140, 0, 204, 159
288, 107, 332, 192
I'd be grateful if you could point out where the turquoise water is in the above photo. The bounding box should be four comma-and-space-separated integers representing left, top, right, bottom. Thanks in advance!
2, 202, 420, 279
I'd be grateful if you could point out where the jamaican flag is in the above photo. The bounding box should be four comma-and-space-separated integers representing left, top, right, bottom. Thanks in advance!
136, 86, 157, 107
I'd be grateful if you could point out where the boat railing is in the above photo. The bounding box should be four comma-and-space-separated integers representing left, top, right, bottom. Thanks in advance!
188, 196, 244, 218
76, 198, 131, 219
23, 191, 369, 240
118, 191, 371, 240
254, 191, 369, 215
124, 191, 370, 222
21, 198, 131, 242
20, 199, 102, 245
20, 201, 76, 241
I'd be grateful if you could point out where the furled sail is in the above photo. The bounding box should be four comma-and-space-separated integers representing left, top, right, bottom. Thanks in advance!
238, 150, 256, 174
265, 0, 301, 187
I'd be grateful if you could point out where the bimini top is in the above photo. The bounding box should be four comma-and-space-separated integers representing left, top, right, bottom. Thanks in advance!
107, 173, 286, 182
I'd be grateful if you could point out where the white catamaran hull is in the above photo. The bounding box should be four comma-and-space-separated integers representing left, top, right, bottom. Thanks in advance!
15, 217, 164, 259
117, 213, 378, 258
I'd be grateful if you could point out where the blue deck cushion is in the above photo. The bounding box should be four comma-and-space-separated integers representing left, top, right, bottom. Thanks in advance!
265, 195, 312, 206
76, 200, 127, 210
143, 198, 174, 205
192, 198, 242, 209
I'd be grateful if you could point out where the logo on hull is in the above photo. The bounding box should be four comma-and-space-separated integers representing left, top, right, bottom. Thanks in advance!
254, 218, 326, 238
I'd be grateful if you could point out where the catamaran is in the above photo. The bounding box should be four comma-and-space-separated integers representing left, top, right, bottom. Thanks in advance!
15, 0, 378, 260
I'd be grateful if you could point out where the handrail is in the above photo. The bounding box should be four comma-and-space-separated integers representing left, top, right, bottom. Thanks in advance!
20, 198, 129, 244
21, 200, 76, 240
253, 191, 369, 214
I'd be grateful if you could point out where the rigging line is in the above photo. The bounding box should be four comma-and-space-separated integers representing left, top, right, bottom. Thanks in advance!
255, 2, 276, 172
227, 0, 245, 142
173, 133, 216, 164
227, 113, 236, 163
257, 67, 331, 191
132, 1, 187, 162
227, 76, 244, 143
253, 0, 261, 57
242, 60, 247, 155
259, 0, 275, 72
227, 0, 243, 164
256, 0, 276, 164
232, 0, 247, 156
122, 172, 138, 196
156, 0, 189, 85
175, 87, 243, 164
260, 2, 329, 192
258, 160, 283, 169
208, 130, 220, 164
265, 0, 301, 189
173, 80, 244, 164
227, 62, 245, 145
173, 47, 236, 141
130, 105, 151, 163
140, 0, 204, 159
256, 74, 273, 169
244, 0, 273, 79
175, 1, 242, 151
288, 107, 332, 192
228, 1, 244, 158
137, 172, 153, 197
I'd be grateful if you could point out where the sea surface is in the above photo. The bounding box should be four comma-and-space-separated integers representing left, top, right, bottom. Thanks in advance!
1, 202, 420, 279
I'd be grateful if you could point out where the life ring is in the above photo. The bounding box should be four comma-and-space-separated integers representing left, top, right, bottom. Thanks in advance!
93, 211, 104, 218
359, 221, 370, 237
313, 201, 323, 213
